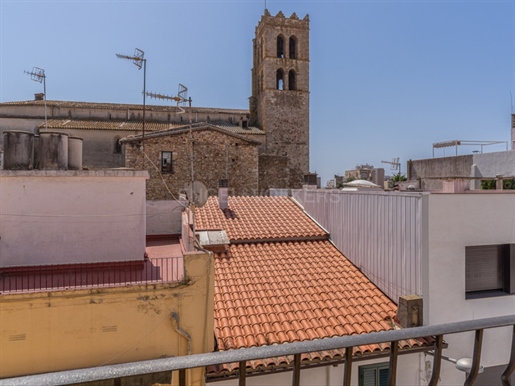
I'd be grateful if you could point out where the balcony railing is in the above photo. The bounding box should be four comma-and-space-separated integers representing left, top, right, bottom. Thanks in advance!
1, 315, 514, 386
0, 257, 184, 293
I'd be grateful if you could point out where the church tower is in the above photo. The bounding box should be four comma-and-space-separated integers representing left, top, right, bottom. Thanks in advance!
250, 10, 310, 188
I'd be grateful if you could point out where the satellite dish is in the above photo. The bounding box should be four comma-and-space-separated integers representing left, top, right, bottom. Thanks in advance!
185, 181, 208, 207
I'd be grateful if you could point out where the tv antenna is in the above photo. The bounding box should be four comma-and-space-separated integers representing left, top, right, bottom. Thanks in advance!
146, 84, 199, 239
381, 157, 401, 176
24, 67, 47, 131
116, 48, 147, 166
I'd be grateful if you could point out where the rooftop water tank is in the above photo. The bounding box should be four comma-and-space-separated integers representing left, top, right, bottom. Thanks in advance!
3, 130, 34, 170
68, 136, 83, 170
36, 131, 69, 170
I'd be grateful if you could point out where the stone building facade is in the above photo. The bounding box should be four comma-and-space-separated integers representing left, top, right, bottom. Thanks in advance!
122, 124, 260, 199
0, 10, 311, 193
250, 10, 310, 189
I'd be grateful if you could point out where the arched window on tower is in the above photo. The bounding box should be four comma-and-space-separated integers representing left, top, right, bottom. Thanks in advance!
289, 36, 297, 59
277, 36, 284, 58
288, 70, 296, 90
276, 69, 284, 90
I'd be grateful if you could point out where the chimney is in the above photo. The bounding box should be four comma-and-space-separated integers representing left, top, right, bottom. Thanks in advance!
34, 93, 45, 101
397, 295, 423, 328
218, 179, 229, 210
239, 117, 248, 129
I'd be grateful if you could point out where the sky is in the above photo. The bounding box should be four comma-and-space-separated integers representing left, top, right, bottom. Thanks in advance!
1, 0, 514, 185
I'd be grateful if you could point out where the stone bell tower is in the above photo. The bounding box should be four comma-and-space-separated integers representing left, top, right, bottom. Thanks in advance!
250, 10, 310, 189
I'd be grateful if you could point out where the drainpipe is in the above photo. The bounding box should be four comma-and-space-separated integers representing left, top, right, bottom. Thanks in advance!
171, 312, 192, 355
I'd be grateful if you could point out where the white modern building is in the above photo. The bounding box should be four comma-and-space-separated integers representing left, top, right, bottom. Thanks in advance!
293, 187, 515, 385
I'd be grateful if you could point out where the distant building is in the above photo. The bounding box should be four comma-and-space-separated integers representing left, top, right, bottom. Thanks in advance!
0, 10, 312, 193
344, 164, 385, 187
407, 151, 515, 191
294, 187, 515, 385
121, 123, 261, 197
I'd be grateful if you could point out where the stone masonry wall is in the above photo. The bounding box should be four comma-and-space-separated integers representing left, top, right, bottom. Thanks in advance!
125, 129, 259, 199
258, 154, 290, 193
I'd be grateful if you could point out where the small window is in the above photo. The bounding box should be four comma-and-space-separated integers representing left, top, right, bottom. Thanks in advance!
114, 138, 122, 154
288, 70, 296, 90
466, 244, 514, 298
161, 151, 174, 173
276, 69, 284, 90
359, 363, 389, 386
277, 36, 284, 58
289, 36, 297, 59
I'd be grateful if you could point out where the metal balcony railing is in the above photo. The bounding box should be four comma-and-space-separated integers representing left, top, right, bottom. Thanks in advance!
1, 315, 514, 386
0, 257, 184, 293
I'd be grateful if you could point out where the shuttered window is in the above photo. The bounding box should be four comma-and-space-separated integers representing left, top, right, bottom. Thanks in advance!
465, 244, 515, 298
465, 245, 503, 292
359, 363, 389, 386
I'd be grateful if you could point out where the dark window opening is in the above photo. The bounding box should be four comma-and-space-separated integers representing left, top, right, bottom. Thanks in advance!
161, 151, 174, 174
276, 69, 284, 90
289, 36, 297, 59
466, 244, 515, 298
241, 120, 248, 128
114, 138, 122, 154
288, 70, 296, 90
277, 36, 284, 58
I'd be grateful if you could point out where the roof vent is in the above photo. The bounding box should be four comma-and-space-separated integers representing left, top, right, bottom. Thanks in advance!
34, 93, 45, 101
218, 179, 229, 211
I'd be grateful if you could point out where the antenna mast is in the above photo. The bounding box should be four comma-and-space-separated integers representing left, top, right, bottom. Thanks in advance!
381, 157, 401, 177
145, 84, 193, 189
116, 48, 147, 167
24, 67, 47, 131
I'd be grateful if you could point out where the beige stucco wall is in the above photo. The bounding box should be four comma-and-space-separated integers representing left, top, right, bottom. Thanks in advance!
0, 170, 148, 267
0, 251, 214, 385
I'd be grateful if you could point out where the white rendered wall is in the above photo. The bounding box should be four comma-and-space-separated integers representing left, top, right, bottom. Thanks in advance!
426, 192, 515, 385
0, 170, 148, 267
210, 354, 423, 386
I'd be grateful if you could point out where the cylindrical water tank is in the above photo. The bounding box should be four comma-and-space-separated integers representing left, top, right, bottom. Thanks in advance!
36, 132, 69, 170
3, 130, 34, 170
68, 136, 83, 170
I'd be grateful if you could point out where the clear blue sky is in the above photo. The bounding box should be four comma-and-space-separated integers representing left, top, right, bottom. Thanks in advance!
1, 0, 513, 184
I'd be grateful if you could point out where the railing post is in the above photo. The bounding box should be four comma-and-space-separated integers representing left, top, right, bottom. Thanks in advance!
388, 341, 398, 386
429, 335, 444, 386
239, 361, 246, 386
292, 353, 301, 386
501, 325, 515, 386
179, 368, 186, 386
343, 346, 353, 386
464, 329, 483, 386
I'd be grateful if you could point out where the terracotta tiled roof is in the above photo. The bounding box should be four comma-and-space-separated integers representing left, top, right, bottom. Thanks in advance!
37, 119, 181, 132
214, 241, 398, 349
1, 99, 250, 115
195, 196, 327, 242
120, 123, 263, 145
197, 196, 431, 378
